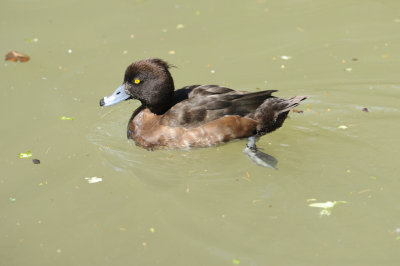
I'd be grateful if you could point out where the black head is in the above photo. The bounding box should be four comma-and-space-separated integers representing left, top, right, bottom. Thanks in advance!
100, 58, 175, 114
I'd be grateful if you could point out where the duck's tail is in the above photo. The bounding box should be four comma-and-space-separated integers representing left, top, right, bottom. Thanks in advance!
278, 95, 308, 114
255, 95, 308, 135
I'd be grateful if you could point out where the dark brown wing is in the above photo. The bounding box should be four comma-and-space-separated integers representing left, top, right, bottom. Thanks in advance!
161, 85, 277, 128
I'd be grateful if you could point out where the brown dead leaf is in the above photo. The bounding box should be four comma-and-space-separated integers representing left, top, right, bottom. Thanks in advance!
5, 51, 30, 62
292, 109, 304, 114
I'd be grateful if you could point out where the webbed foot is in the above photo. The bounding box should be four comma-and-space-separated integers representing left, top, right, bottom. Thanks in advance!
243, 137, 278, 169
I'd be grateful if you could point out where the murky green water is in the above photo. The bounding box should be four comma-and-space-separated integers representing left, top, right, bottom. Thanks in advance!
1, 0, 400, 265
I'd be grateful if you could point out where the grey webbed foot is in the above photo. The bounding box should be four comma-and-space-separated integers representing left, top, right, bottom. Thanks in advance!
243, 137, 278, 169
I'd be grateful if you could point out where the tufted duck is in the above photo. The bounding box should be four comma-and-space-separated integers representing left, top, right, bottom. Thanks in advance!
100, 58, 307, 168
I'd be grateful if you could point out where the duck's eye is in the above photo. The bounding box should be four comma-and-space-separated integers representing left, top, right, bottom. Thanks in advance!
134, 79, 141, 84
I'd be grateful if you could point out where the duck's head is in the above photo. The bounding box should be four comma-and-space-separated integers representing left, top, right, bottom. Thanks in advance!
100, 58, 175, 114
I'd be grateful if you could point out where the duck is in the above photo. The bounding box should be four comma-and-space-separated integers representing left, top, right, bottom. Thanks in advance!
99, 58, 307, 168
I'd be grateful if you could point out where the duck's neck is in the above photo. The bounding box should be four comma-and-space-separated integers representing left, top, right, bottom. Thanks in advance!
145, 85, 175, 115
146, 100, 173, 115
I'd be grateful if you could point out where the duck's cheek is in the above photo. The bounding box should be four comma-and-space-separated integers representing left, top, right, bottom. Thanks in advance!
100, 84, 131, 107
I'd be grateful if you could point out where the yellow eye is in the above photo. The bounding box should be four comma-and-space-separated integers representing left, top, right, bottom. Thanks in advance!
134, 79, 141, 84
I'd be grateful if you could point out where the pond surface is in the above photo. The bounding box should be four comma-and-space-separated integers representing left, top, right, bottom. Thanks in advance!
1, 0, 400, 265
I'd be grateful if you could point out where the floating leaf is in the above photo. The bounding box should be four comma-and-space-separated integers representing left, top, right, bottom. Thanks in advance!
232, 259, 240, 265
18, 150, 32, 158
85, 177, 102, 184
59, 116, 74, 120
5, 51, 30, 62
149, 227, 155, 233
9, 197, 16, 202
24, 38, 39, 43
309, 201, 347, 216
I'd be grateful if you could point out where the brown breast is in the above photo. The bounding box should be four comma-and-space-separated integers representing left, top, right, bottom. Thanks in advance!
128, 109, 257, 150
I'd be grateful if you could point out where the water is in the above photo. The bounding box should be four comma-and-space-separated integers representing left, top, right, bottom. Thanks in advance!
1, 0, 400, 265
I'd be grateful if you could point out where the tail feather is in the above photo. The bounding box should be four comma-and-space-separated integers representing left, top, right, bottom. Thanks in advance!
278, 95, 308, 113
255, 95, 308, 135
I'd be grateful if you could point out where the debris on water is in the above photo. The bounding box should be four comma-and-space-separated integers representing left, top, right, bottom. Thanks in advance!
309, 201, 347, 217
345, 67, 352, 72
130, 34, 135, 39
39, 181, 48, 186
85, 177, 102, 184
211, 70, 215, 74
25, 38, 39, 43
5, 51, 30, 62
358, 189, 371, 194
119, 227, 127, 231
280, 55, 292, 60
68, 49, 72, 54
195, 11, 200, 16
232, 259, 240, 265
306, 198, 317, 202
149, 227, 155, 233
246, 171, 250, 179
292, 109, 303, 114
18, 150, 32, 158
59, 116, 74, 120
176, 24, 184, 30
369, 176, 377, 180
168, 50, 176, 55
351, 58, 358, 61
337, 125, 348, 129
9, 197, 16, 202
32, 159, 41, 164
361, 107, 369, 112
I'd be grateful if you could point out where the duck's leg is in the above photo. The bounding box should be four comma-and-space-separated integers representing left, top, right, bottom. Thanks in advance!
243, 136, 278, 169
